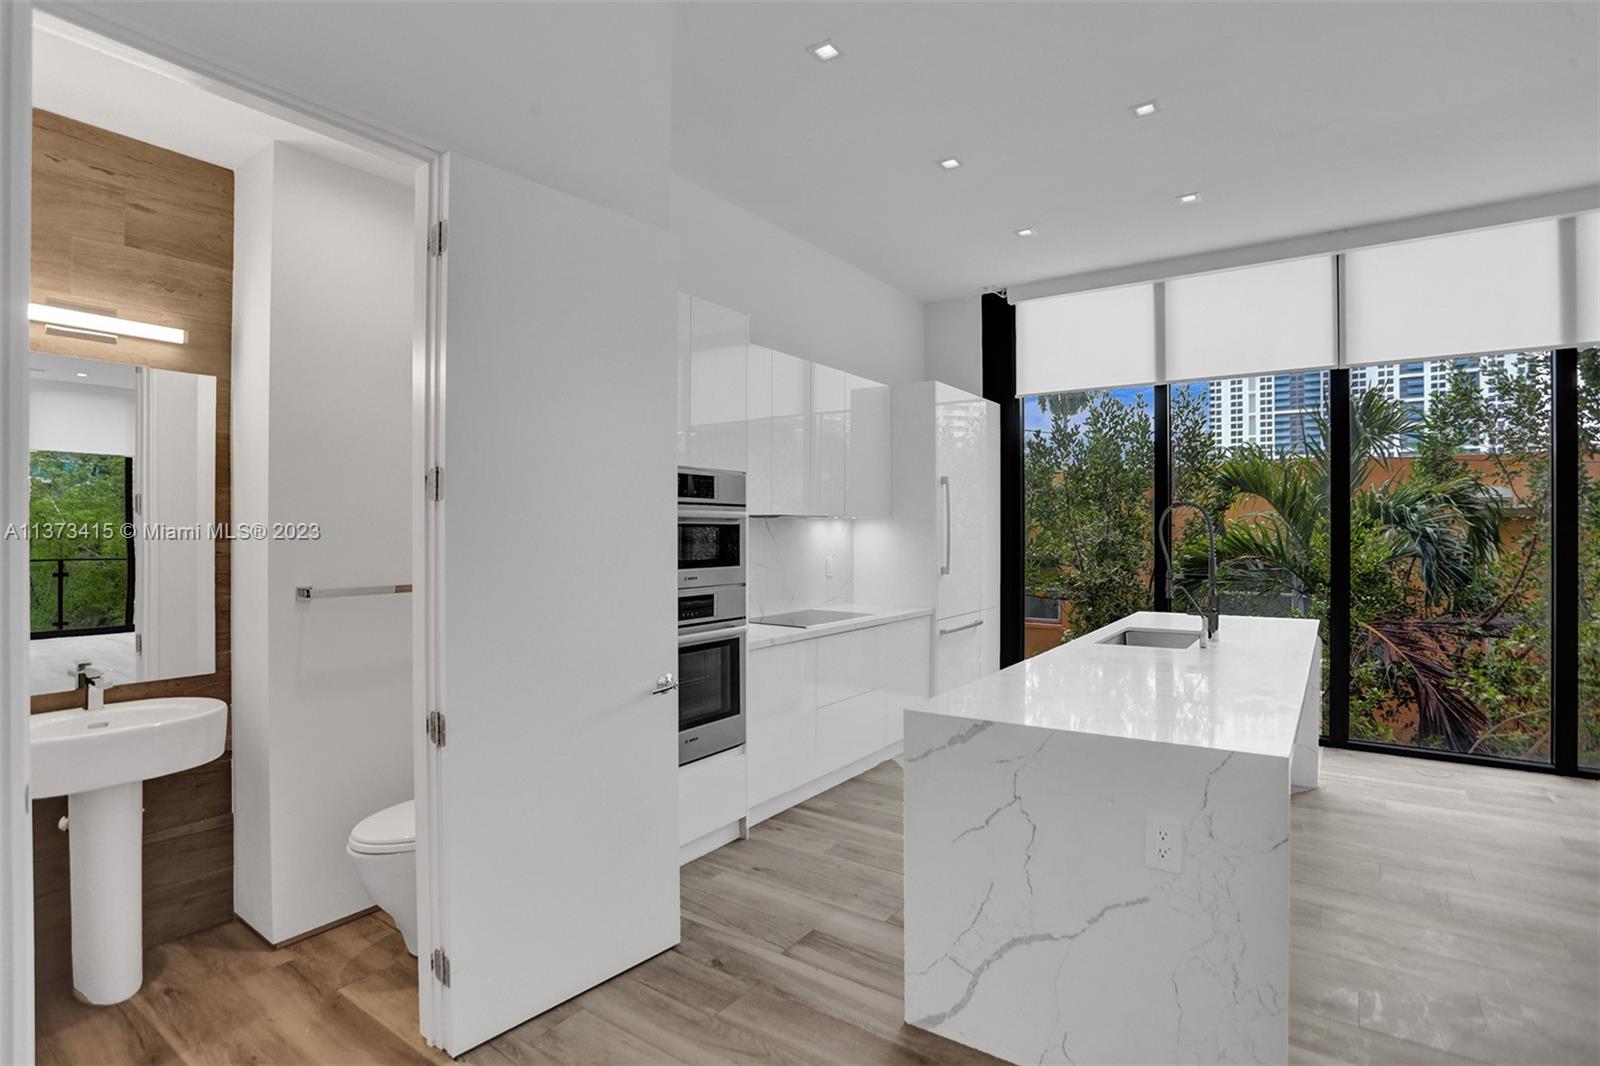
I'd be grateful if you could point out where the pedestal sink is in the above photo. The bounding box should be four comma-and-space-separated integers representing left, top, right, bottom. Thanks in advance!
31, 697, 227, 1005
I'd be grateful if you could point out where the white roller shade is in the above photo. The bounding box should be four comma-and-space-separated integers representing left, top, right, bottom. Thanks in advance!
1576, 212, 1599, 345
1344, 219, 1567, 365
1165, 256, 1336, 382
1015, 283, 1156, 395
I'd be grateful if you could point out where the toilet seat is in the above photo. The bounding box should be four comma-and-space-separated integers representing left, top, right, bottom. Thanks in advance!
348, 800, 415, 855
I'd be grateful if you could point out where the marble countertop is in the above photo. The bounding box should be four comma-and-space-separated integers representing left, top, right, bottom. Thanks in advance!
909, 611, 1320, 759
747, 603, 932, 650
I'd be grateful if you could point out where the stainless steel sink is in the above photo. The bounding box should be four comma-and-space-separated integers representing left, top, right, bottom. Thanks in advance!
1098, 627, 1200, 649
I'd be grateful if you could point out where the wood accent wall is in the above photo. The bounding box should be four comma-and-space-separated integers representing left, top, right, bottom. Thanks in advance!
28, 110, 235, 985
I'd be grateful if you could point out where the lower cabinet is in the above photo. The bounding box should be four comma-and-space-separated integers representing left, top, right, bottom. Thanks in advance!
933, 609, 986, 694
748, 617, 930, 817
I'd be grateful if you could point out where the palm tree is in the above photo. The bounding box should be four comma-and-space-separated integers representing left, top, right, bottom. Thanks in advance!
1177, 389, 1501, 607
1174, 389, 1505, 748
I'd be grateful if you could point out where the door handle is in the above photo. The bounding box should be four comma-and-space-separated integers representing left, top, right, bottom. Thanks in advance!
939, 618, 984, 636
652, 673, 679, 695
940, 475, 952, 576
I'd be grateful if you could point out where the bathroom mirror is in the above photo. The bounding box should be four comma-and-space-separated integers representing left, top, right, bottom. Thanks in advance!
28, 353, 217, 695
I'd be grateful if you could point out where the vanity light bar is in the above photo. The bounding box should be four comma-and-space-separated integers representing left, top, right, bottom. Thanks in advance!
28, 303, 186, 345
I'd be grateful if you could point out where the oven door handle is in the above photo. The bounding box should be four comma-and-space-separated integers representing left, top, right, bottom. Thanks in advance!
652, 673, 680, 695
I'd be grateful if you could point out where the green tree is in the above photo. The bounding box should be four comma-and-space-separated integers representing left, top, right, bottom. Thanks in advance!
1025, 390, 1153, 638
29, 450, 132, 633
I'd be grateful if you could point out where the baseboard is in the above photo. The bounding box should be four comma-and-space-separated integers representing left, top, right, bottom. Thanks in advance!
237, 905, 378, 949
748, 741, 904, 827
679, 821, 743, 865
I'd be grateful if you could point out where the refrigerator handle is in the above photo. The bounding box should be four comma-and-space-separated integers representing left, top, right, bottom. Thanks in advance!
940, 475, 952, 576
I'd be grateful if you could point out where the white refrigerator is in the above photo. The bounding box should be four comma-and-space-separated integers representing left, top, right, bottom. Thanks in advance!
855, 381, 1000, 695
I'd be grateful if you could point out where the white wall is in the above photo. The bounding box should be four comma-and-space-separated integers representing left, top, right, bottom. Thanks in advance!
232, 142, 415, 942
28, 382, 134, 455
923, 295, 983, 396
672, 176, 925, 385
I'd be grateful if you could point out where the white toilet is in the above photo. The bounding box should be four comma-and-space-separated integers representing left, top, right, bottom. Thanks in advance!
347, 800, 419, 956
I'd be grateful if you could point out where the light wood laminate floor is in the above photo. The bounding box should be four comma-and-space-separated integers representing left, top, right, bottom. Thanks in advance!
37, 750, 1598, 1065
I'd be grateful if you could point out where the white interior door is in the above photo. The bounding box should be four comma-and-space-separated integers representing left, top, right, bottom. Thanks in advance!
428, 154, 679, 1055
1, 5, 34, 1061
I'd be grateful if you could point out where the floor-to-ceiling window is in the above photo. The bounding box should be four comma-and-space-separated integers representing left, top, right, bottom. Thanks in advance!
1344, 354, 1553, 762
1170, 372, 1332, 730
1023, 386, 1154, 657
1580, 348, 1600, 770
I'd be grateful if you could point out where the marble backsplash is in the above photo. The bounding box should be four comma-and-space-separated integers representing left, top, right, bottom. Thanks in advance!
747, 517, 855, 619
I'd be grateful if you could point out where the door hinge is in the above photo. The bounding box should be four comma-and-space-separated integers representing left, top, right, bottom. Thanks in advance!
430, 947, 451, 986
425, 710, 446, 748
135, 633, 143, 655
425, 465, 443, 502
429, 220, 448, 257
133, 493, 142, 516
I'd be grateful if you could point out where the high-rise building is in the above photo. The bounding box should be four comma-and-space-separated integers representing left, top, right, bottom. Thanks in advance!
1203, 354, 1526, 454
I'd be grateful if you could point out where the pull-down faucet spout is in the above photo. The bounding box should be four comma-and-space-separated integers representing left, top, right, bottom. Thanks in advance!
1157, 500, 1220, 644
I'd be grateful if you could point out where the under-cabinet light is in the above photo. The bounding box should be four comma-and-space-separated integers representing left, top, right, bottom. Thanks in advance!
938, 157, 962, 170
28, 303, 186, 345
1131, 100, 1159, 118
1014, 227, 1037, 238
1176, 192, 1201, 205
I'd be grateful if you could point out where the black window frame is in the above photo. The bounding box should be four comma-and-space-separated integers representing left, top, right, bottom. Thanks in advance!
989, 287, 1596, 780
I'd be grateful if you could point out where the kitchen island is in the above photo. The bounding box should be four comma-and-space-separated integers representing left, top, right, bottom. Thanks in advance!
902, 611, 1321, 1065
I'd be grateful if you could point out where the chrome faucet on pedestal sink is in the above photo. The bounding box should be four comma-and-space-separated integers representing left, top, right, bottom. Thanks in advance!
1157, 500, 1220, 648
75, 661, 105, 711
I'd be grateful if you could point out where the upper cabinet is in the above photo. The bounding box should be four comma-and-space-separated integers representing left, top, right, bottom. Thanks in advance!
844, 375, 891, 519
678, 296, 748, 472
768, 349, 811, 515
676, 294, 889, 516
810, 363, 848, 516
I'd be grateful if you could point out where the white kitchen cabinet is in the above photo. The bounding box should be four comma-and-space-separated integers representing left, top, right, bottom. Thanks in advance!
679, 748, 746, 848
745, 345, 773, 515
810, 363, 848, 515
681, 296, 748, 471
746, 639, 816, 806
933, 610, 987, 694
676, 292, 692, 465
746, 615, 929, 821
768, 349, 811, 515
935, 384, 987, 621
879, 617, 932, 745
816, 690, 886, 773
844, 375, 891, 518
815, 625, 879, 708
855, 382, 1000, 695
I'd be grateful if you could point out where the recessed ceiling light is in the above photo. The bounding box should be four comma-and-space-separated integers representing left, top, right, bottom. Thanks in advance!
1014, 228, 1037, 238
75, 372, 88, 378
1177, 192, 1201, 205
809, 39, 840, 62
938, 157, 962, 170
1131, 100, 1159, 118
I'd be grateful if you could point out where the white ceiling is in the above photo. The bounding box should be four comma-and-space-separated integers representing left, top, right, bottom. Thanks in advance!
32, 20, 415, 185
672, 2, 1600, 301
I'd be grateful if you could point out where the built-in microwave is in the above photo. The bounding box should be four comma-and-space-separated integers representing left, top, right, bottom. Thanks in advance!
678, 625, 745, 765
678, 467, 746, 509
678, 508, 745, 590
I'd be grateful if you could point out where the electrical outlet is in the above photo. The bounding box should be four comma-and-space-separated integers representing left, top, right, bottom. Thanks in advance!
825, 554, 835, 579
1145, 816, 1183, 873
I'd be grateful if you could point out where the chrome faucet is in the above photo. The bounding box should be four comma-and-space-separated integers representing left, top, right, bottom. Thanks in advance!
75, 662, 105, 711
1157, 500, 1220, 647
